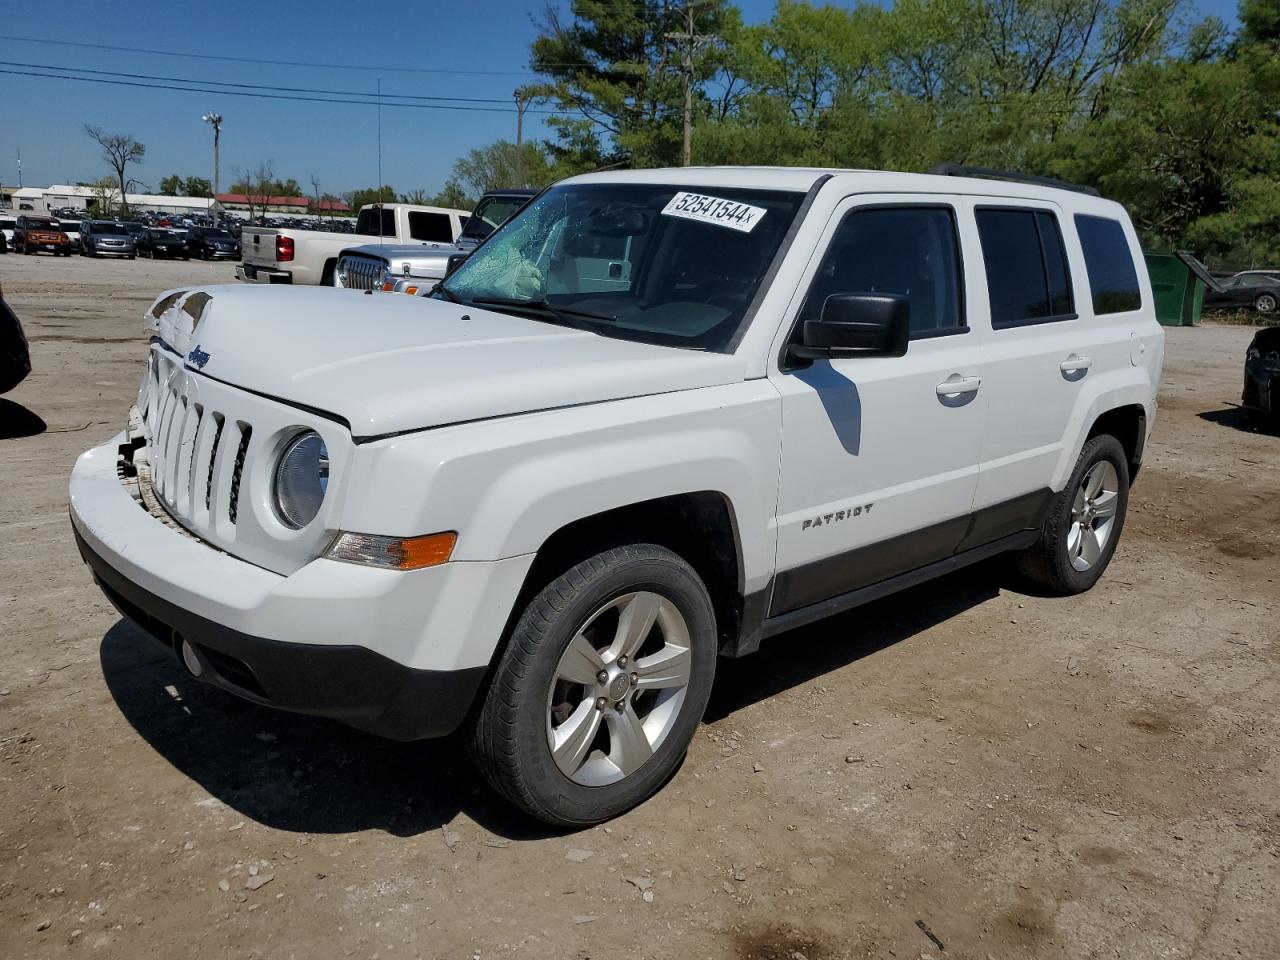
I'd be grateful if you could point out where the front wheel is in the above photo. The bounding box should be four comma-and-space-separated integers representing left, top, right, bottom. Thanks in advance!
471, 543, 717, 827
1016, 434, 1130, 594
1255, 292, 1277, 314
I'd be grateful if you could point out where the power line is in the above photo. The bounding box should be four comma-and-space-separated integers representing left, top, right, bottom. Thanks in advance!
0, 32, 604, 74
0, 67, 568, 114
0, 60, 516, 104
0, 33, 540, 76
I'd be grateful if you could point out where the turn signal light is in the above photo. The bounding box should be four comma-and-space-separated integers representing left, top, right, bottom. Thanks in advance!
404, 286, 418, 296
326, 531, 457, 570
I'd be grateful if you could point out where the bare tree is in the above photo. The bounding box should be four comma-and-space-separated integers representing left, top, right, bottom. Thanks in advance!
310, 174, 323, 221
84, 126, 145, 218
232, 161, 275, 223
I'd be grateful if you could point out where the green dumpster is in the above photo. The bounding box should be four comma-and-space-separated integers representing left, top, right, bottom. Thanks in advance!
1144, 251, 1219, 326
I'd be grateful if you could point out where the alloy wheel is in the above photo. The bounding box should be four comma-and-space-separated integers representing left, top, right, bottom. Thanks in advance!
546, 591, 692, 787
1067, 460, 1120, 571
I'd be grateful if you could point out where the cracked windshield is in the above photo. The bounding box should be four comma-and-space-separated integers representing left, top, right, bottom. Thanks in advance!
441, 183, 805, 351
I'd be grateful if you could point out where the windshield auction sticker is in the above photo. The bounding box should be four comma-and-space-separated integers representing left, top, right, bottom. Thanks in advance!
661, 192, 767, 233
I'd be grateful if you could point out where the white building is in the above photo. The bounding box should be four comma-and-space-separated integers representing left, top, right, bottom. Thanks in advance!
3, 184, 220, 217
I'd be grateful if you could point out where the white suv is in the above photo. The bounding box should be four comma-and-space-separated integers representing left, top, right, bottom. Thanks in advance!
70, 166, 1163, 825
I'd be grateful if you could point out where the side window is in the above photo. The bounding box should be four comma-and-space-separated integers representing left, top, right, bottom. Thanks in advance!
975, 208, 1075, 328
408, 211, 453, 243
797, 206, 965, 338
1074, 214, 1141, 314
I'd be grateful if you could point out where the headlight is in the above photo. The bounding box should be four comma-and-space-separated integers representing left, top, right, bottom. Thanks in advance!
273, 431, 329, 529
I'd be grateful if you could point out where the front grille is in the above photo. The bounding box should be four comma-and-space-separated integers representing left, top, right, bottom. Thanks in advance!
336, 253, 387, 291
129, 339, 345, 577
142, 352, 252, 531
228, 425, 251, 525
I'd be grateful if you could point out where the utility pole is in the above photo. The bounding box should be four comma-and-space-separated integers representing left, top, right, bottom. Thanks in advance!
666, 2, 716, 167
202, 112, 222, 221
514, 89, 527, 186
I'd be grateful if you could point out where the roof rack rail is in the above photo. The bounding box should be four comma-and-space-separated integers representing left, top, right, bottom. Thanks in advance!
926, 163, 1100, 197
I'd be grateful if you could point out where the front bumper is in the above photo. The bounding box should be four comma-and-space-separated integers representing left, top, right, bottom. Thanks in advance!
1243, 357, 1279, 415
93, 246, 134, 257
236, 263, 292, 283
69, 434, 529, 740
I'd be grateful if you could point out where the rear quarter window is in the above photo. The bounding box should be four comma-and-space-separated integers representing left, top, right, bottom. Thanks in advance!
1074, 214, 1142, 314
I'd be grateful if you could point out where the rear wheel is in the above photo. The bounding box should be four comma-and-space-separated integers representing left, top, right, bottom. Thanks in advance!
1015, 434, 1130, 594
471, 543, 717, 827
1255, 292, 1277, 314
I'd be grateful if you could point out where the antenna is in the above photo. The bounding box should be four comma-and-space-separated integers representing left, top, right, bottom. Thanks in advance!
377, 76, 383, 246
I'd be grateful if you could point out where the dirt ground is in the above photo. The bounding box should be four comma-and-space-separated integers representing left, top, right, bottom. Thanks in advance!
1, 252, 1277, 960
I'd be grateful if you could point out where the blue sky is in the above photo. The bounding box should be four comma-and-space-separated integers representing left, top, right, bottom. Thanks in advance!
0, 0, 1241, 197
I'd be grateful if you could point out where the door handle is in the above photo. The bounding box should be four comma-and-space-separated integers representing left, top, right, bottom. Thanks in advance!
936, 375, 981, 397
1060, 354, 1093, 375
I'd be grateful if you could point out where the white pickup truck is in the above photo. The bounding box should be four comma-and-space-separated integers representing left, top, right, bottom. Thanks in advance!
70, 165, 1163, 826
236, 203, 470, 286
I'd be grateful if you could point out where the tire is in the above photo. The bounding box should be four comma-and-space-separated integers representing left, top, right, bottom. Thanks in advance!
1016, 434, 1130, 594
471, 543, 717, 827
1254, 293, 1277, 314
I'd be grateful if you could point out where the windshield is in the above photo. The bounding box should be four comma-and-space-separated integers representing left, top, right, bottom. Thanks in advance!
460, 195, 528, 240
207, 229, 233, 239
440, 183, 805, 352
27, 219, 58, 230
95, 223, 128, 236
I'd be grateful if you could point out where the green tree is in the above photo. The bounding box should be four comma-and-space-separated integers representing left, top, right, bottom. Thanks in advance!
159, 174, 184, 196
183, 176, 213, 198
346, 185, 397, 210
452, 140, 555, 194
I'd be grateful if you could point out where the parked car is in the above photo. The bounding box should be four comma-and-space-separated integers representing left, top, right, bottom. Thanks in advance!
1243, 325, 1280, 428
1204, 273, 1280, 314
70, 165, 1163, 826
335, 189, 534, 294
79, 221, 137, 258
0, 216, 10, 253
137, 228, 190, 260
237, 203, 470, 286
185, 226, 241, 261
58, 220, 81, 250
14, 215, 73, 256
0, 285, 31, 394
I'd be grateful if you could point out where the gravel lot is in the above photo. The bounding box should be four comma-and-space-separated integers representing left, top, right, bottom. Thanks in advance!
1, 253, 1277, 960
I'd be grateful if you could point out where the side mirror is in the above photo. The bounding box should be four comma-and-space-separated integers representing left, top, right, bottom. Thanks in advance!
790, 292, 910, 360
444, 252, 469, 277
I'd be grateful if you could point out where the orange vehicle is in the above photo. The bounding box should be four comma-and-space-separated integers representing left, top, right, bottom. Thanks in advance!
14, 215, 73, 256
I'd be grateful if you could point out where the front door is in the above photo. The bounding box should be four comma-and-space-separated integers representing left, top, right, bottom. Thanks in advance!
768, 197, 989, 617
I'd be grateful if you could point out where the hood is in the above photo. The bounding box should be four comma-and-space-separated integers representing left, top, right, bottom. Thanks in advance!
344, 242, 462, 279
145, 285, 744, 439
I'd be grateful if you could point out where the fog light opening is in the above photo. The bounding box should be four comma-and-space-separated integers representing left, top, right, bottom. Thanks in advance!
178, 636, 204, 678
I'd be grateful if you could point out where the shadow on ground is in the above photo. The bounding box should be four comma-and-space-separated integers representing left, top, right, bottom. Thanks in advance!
101, 557, 1023, 839
1198, 404, 1276, 435
0, 398, 47, 439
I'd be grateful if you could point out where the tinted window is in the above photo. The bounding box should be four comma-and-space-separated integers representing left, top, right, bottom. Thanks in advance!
1074, 214, 1141, 314
798, 207, 965, 337
1037, 212, 1073, 316
976, 208, 1075, 327
355, 208, 396, 237
408, 211, 453, 243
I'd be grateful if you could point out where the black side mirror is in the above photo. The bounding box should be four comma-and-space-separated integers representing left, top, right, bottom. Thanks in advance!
790, 292, 910, 361
444, 252, 470, 277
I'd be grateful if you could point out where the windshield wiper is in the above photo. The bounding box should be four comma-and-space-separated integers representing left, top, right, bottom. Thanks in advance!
468, 296, 617, 326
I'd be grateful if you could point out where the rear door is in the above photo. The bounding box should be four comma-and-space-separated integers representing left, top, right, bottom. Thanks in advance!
968, 200, 1134, 522
768, 195, 989, 616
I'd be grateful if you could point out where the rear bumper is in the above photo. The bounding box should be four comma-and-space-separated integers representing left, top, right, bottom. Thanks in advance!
236, 263, 292, 283
76, 527, 485, 740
